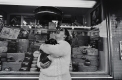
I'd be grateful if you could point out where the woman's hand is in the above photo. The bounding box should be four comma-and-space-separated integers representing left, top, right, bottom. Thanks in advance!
40, 61, 51, 69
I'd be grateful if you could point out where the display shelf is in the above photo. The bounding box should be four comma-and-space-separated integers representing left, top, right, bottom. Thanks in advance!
47, 29, 56, 31
60, 26, 91, 29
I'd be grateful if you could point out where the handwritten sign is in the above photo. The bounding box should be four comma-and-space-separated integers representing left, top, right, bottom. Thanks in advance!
0, 27, 20, 39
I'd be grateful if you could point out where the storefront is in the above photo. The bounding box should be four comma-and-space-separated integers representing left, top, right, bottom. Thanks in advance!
0, 0, 118, 80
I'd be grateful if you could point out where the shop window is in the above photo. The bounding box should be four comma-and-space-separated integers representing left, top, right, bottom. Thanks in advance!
0, 6, 112, 78
0, 21, 109, 74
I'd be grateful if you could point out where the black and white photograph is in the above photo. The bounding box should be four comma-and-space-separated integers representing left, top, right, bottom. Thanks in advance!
0, 0, 122, 80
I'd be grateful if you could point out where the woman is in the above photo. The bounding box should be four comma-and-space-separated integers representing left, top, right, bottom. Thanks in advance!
37, 28, 71, 80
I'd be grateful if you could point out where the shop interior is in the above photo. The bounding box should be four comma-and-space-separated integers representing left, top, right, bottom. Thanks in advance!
0, 0, 111, 77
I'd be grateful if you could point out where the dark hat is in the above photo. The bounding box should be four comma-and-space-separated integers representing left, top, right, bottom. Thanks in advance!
34, 6, 63, 25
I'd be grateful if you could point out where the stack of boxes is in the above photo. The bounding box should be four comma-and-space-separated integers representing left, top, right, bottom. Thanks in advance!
0, 41, 8, 70
17, 39, 29, 53
19, 52, 33, 71
0, 56, 1, 71
0, 41, 8, 53
72, 46, 99, 72
72, 47, 83, 71
7, 40, 17, 53
30, 57, 38, 72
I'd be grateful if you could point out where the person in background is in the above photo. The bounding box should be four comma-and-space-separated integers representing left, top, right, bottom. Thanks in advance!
37, 28, 71, 80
